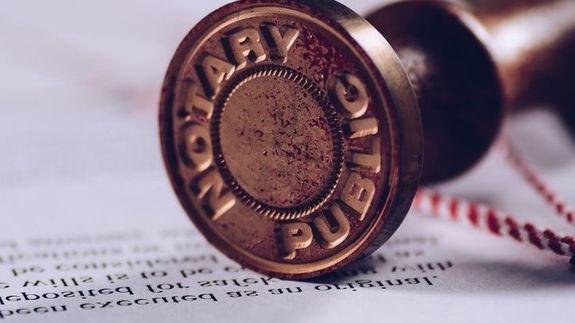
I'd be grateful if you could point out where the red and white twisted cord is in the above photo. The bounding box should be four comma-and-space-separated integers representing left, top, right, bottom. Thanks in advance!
413, 188, 575, 262
500, 140, 575, 225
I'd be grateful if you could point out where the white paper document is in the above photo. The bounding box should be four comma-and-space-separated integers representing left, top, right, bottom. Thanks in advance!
2, 1, 575, 322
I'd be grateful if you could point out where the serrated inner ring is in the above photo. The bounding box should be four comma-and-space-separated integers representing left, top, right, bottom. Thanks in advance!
211, 65, 344, 221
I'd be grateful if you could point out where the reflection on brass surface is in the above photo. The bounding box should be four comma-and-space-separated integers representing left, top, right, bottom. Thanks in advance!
476, 0, 575, 135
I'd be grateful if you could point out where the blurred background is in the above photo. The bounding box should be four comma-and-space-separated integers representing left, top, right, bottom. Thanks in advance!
1, 0, 574, 240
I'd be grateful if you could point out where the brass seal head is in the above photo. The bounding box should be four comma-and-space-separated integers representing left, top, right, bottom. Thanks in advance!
160, 0, 422, 279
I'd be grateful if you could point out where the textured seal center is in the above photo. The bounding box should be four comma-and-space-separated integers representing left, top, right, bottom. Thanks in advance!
217, 67, 341, 213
